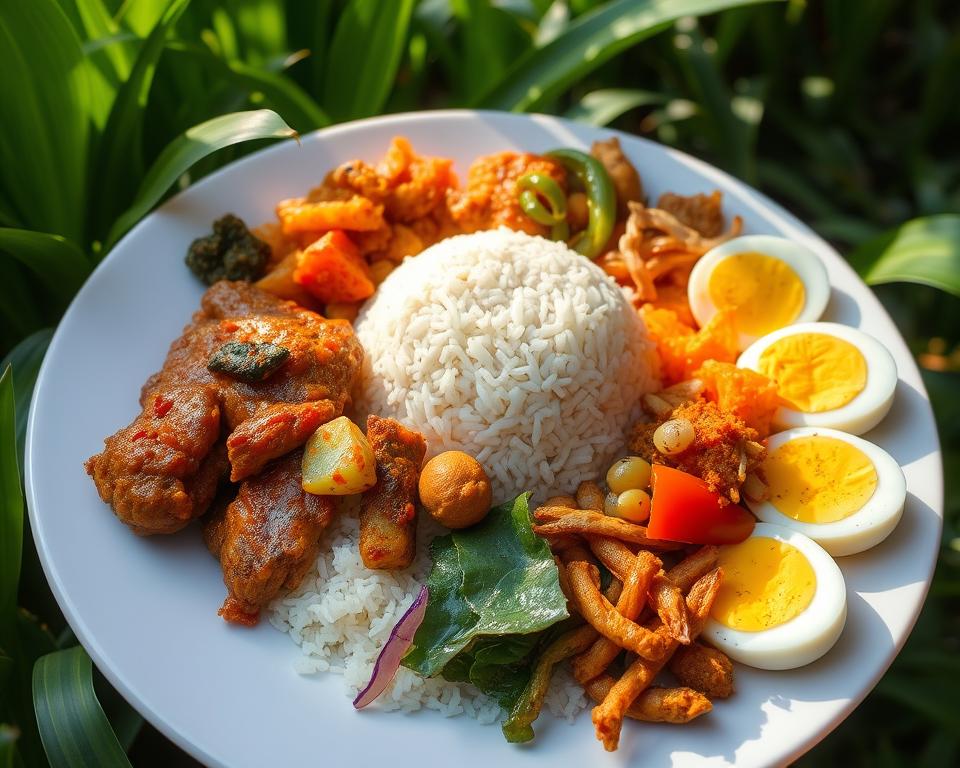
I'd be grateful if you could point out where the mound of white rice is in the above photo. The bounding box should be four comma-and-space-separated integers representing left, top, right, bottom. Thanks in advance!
353, 228, 660, 502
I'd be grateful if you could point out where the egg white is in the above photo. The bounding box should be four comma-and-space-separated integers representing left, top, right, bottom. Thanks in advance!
737, 322, 898, 435
687, 235, 829, 350
703, 523, 847, 671
747, 428, 906, 556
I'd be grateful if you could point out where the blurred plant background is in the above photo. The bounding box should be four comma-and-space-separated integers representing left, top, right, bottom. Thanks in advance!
1, 0, 958, 765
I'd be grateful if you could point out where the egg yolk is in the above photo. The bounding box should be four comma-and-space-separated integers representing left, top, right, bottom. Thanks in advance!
711, 537, 816, 631
707, 252, 805, 337
758, 333, 867, 412
764, 436, 878, 524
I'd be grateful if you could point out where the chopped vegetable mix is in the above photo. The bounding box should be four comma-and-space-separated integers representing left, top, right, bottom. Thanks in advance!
186, 214, 271, 285
206, 340, 289, 383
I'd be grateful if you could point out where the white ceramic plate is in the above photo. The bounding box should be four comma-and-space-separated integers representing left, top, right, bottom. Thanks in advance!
26, 111, 943, 768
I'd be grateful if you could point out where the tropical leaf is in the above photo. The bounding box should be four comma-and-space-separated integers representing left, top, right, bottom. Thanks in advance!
451, 0, 532, 103
0, 367, 22, 647
565, 88, 666, 126
321, 0, 416, 121
848, 215, 960, 298
0, 330, 53, 469
166, 43, 330, 132
0, 230, 90, 308
478, 0, 781, 112
0, 0, 91, 242
33, 647, 132, 768
93, 0, 191, 239
106, 109, 297, 249
0, 724, 17, 768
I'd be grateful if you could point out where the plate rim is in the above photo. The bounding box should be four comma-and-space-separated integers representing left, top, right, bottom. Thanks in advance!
25, 108, 944, 768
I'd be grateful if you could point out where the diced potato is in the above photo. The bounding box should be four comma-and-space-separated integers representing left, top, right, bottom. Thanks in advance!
277, 195, 384, 234
302, 416, 376, 495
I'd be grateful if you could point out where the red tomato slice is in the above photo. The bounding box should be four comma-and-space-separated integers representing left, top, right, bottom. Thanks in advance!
648, 465, 755, 545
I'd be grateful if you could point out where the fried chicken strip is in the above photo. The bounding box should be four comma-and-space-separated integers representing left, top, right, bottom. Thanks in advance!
359, 416, 427, 570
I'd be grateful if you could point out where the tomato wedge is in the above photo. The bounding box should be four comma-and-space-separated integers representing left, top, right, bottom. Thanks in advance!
648, 465, 755, 545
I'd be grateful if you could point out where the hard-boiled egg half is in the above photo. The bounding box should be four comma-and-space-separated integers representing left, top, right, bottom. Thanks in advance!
703, 523, 846, 670
746, 428, 905, 556
738, 322, 897, 435
687, 235, 829, 351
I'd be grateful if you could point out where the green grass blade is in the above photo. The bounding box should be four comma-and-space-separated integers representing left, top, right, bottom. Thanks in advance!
477, 0, 781, 112
33, 647, 132, 768
105, 109, 297, 249
0, 330, 53, 471
0, 367, 21, 650
0, 724, 17, 768
847, 215, 960, 298
0, 230, 91, 308
93, 0, 191, 241
321, 0, 415, 121
0, 0, 91, 243
565, 88, 666, 126
166, 42, 330, 131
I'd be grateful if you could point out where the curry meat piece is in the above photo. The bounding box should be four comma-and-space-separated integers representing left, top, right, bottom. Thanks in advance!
85, 387, 227, 535
320, 137, 456, 223
447, 152, 567, 237
628, 400, 763, 503
359, 416, 427, 570
591, 137, 644, 218
87, 281, 363, 535
204, 450, 334, 626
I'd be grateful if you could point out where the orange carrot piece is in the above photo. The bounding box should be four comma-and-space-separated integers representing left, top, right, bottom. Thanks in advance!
293, 231, 374, 304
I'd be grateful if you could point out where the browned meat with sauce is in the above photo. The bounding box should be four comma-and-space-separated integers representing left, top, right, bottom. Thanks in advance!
88, 281, 363, 534
85, 387, 226, 535
656, 191, 726, 239
629, 400, 763, 503
204, 450, 334, 626
591, 137, 644, 217
447, 152, 567, 237
359, 416, 427, 570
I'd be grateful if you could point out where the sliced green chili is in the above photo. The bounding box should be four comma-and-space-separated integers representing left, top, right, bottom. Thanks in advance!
546, 148, 616, 260
516, 172, 570, 241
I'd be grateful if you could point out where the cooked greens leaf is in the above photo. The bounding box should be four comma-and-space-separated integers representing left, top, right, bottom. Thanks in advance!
403, 494, 568, 680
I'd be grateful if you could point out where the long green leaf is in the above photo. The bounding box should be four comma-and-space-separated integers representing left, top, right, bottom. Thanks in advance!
321, 0, 415, 121
93, 0, 191, 240
478, 0, 781, 112
847, 215, 960, 298
0, 230, 90, 307
0, 724, 17, 768
0, 368, 21, 652
565, 88, 666, 126
166, 42, 330, 131
1, 330, 53, 469
105, 109, 297, 249
0, 0, 91, 242
33, 647, 132, 768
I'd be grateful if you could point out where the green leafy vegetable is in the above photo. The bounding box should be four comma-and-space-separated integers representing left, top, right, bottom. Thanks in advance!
848, 214, 960, 298
402, 494, 568, 707
106, 111, 297, 249
208, 341, 290, 383
184, 213, 272, 286
33, 646, 132, 768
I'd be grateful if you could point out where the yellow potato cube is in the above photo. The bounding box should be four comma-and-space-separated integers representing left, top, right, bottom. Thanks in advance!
301, 416, 376, 495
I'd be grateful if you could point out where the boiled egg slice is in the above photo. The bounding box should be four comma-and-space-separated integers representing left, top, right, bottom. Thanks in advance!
745, 428, 905, 556
687, 235, 829, 350
737, 322, 897, 435
703, 523, 846, 670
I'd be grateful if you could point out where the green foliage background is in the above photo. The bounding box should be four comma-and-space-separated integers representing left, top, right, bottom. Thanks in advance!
1, 0, 958, 765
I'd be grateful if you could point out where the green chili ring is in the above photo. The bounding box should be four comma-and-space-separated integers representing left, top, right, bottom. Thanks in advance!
545, 148, 616, 260
517, 172, 570, 241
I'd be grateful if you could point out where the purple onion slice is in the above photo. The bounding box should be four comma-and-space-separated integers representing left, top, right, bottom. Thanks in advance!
353, 585, 429, 709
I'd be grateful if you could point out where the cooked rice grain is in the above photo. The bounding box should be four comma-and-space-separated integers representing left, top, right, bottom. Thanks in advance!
353, 229, 660, 502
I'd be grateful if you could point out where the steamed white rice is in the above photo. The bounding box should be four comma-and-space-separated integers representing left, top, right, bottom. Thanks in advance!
271, 228, 660, 721
353, 228, 660, 503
